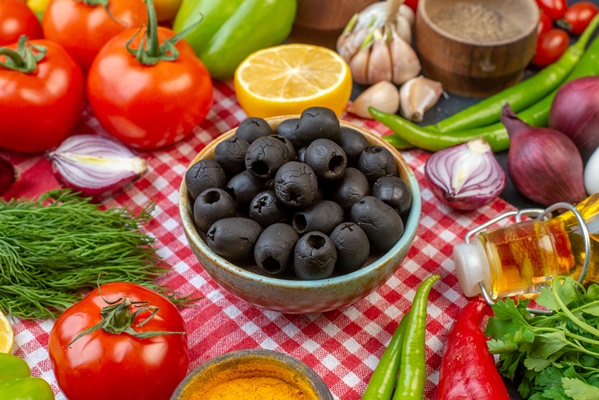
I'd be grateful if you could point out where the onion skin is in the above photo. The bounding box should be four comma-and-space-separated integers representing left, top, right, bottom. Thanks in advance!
47, 135, 148, 201
549, 76, 599, 164
424, 138, 506, 211
502, 104, 586, 206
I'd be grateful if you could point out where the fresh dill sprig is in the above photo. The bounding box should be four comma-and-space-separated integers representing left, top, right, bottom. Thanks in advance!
0, 189, 184, 320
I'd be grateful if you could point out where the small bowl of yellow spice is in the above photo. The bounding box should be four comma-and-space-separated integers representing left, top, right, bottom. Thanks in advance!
170, 349, 333, 400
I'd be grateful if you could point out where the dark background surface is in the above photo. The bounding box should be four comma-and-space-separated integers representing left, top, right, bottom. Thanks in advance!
349, 0, 599, 212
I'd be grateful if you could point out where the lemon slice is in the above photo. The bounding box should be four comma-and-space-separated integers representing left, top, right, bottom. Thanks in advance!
0, 310, 14, 353
234, 44, 352, 118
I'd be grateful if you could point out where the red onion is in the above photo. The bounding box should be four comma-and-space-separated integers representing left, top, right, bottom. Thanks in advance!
424, 138, 506, 211
549, 76, 599, 163
47, 135, 147, 200
0, 156, 16, 195
502, 104, 586, 206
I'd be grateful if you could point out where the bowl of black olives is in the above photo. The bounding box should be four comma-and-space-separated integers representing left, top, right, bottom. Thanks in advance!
179, 107, 420, 314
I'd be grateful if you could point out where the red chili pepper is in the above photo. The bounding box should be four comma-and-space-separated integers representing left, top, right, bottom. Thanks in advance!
437, 296, 510, 400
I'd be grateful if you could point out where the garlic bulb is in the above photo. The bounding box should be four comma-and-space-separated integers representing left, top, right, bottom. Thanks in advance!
399, 76, 443, 122
337, 0, 420, 86
347, 80, 400, 119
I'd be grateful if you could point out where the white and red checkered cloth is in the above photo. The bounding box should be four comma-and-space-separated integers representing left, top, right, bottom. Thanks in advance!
0, 80, 515, 400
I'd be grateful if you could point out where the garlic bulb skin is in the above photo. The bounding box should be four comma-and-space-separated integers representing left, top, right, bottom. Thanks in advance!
347, 80, 400, 119
337, 0, 420, 86
584, 146, 599, 195
399, 76, 443, 122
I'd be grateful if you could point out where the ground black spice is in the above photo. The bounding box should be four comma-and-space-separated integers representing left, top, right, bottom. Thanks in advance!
431, 2, 522, 42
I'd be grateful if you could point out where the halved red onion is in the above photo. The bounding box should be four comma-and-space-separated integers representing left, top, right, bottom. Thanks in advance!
0, 156, 16, 195
424, 138, 506, 211
47, 134, 147, 200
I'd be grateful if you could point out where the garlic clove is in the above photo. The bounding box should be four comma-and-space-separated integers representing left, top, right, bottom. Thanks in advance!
393, 8, 413, 43
399, 76, 443, 122
348, 80, 400, 119
366, 30, 393, 84
389, 33, 421, 85
584, 146, 599, 195
47, 134, 148, 201
349, 45, 371, 85
399, 4, 415, 27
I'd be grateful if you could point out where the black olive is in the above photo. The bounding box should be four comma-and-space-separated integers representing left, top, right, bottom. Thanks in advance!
185, 159, 227, 200
294, 107, 341, 148
235, 117, 273, 143
339, 126, 369, 166
214, 137, 249, 178
271, 134, 297, 161
254, 223, 299, 276
358, 146, 399, 184
245, 136, 293, 179
304, 138, 347, 181
249, 190, 288, 227
372, 176, 412, 215
350, 196, 404, 254
206, 217, 263, 262
293, 232, 337, 280
274, 161, 318, 208
274, 118, 301, 149
297, 147, 306, 163
292, 200, 344, 235
330, 167, 370, 210
193, 188, 237, 232
226, 170, 270, 211
330, 222, 370, 274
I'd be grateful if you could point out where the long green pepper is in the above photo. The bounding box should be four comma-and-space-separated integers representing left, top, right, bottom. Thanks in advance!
373, 31, 599, 152
362, 311, 411, 400
392, 275, 440, 400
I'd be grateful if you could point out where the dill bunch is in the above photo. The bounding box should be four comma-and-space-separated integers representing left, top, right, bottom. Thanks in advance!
0, 189, 180, 320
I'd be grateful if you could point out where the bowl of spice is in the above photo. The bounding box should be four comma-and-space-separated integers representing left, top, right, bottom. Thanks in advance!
170, 349, 333, 400
415, 0, 539, 97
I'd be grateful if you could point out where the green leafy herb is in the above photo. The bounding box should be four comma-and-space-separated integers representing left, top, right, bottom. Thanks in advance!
0, 189, 186, 320
485, 277, 599, 399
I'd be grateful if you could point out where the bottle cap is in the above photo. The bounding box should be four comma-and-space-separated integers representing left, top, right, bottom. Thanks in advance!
452, 240, 492, 298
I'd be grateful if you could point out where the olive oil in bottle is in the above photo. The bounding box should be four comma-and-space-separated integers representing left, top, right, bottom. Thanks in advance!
453, 193, 599, 299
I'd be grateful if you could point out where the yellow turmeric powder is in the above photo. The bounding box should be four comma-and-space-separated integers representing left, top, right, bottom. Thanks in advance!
190, 375, 314, 400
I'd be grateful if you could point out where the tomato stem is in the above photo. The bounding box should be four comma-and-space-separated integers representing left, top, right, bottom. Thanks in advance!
76, 0, 125, 27
0, 35, 46, 73
125, 0, 204, 66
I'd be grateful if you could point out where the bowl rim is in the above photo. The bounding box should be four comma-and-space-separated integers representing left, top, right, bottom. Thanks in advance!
179, 117, 421, 290
417, 0, 539, 46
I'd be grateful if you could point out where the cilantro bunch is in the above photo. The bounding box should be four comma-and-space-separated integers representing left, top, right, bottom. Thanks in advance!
485, 277, 599, 400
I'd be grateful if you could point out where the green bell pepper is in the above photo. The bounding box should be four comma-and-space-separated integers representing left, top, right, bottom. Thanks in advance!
173, 0, 297, 81
0, 353, 55, 400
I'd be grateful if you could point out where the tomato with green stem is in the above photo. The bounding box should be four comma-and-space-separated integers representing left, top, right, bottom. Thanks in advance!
558, 1, 599, 34
538, 10, 553, 36
0, 0, 43, 46
0, 36, 85, 153
87, 0, 212, 150
48, 281, 189, 400
42, 0, 147, 73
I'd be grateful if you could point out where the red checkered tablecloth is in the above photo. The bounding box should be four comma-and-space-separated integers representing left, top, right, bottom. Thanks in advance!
0, 80, 516, 400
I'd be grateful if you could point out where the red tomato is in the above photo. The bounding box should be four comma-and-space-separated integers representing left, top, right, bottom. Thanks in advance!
48, 282, 189, 400
538, 10, 553, 36
404, 0, 418, 12
42, 0, 147, 73
533, 28, 570, 67
535, 0, 568, 20
559, 1, 599, 34
0, 39, 84, 153
87, 27, 213, 150
0, 0, 43, 46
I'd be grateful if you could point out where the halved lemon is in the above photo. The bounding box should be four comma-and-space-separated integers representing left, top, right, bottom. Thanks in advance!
234, 44, 352, 118
0, 310, 14, 354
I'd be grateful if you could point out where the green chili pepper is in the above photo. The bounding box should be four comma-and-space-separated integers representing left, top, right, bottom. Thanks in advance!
0, 353, 55, 400
373, 34, 599, 153
362, 311, 411, 400
392, 275, 440, 400
431, 14, 599, 133
172, 0, 297, 81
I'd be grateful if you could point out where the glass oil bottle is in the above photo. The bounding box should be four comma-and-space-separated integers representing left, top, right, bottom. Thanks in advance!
453, 193, 599, 300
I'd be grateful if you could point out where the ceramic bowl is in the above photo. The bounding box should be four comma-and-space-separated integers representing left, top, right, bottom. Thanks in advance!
415, 0, 539, 97
170, 349, 333, 400
179, 116, 421, 314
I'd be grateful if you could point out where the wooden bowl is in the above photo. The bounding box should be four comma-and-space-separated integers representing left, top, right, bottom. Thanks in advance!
415, 0, 539, 97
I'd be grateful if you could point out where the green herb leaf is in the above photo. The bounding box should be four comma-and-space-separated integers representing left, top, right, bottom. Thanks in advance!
524, 357, 552, 372
562, 377, 599, 400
